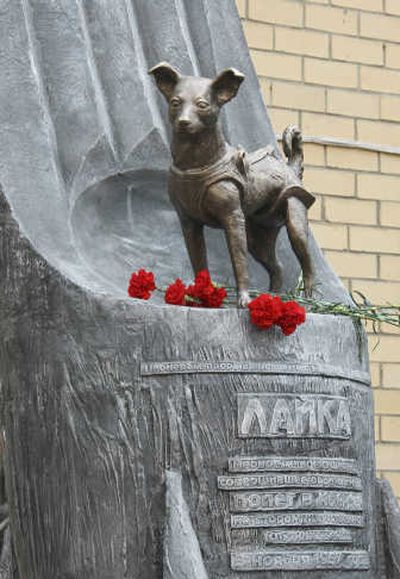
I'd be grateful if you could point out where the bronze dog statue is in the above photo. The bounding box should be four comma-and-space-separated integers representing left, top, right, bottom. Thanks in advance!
149, 62, 315, 307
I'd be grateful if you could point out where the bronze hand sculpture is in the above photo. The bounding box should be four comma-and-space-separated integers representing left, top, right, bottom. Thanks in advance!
149, 62, 315, 307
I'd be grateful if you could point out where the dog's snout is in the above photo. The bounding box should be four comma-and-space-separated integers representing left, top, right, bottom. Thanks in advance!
173, 102, 204, 134
178, 118, 191, 128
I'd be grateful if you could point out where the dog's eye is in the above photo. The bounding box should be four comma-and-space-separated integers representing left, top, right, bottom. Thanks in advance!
196, 100, 210, 110
170, 98, 182, 108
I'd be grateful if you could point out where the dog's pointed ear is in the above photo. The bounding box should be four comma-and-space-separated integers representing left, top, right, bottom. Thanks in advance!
148, 62, 181, 100
211, 68, 245, 106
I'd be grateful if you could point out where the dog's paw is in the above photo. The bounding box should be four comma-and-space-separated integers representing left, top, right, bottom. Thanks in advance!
237, 290, 250, 308
303, 280, 313, 298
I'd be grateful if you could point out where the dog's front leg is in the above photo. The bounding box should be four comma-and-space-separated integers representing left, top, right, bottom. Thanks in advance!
207, 181, 250, 307
179, 215, 208, 274
222, 209, 250, 308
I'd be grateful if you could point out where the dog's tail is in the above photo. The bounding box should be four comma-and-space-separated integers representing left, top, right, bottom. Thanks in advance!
282, 125, 304, 181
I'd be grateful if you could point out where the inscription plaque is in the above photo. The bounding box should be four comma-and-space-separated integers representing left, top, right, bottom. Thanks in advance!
231, 550, 370, 572
219, 449, 366, 573
140, 361, 370, 384
231, 490, 363, 512
218, 473, 362, 491
231, 512, 364, 529
238, 393, 351, 439
228, 455, 357, 474
263, 528, 353, 545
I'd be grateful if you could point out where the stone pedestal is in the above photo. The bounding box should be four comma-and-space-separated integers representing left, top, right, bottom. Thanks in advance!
1, 190, 389, 578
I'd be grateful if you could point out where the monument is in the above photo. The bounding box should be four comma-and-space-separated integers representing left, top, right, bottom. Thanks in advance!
0, 1, 399, 577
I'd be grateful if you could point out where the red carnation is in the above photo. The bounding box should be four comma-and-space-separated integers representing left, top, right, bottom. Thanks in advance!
277, 301, 306, 335
165, 279, 187, 305
248, 294, 283, 329
193, 269, 212, 289
186, 270, 211, 301
205, 285, 227, 308
128, 269, 156, 300
185, 270, 227, 308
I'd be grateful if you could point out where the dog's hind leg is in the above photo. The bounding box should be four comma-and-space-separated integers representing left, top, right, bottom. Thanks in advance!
247, 220, 283, 292
286, 197, 314, 295
179, 216, 208, 274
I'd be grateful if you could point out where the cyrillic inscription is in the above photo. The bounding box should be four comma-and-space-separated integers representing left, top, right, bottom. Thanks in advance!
231, 550, 370, 571
218, 473, 362, 491
232, 512, 364, 529
263, 528, 353, 545
238, 393, 351, 439
228, 455, 357, 474
140, 361, 370, 384
231, 490, 363, 512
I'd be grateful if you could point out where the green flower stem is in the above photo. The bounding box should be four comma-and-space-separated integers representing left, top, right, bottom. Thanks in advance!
156, 282, 399, 328
224, 287, 400, 328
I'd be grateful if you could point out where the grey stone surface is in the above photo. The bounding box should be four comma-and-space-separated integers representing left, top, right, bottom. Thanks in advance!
379, 479, 400, 578
0, 188, 383, 576
0, 1, 394, 578
163, 470, 209, 579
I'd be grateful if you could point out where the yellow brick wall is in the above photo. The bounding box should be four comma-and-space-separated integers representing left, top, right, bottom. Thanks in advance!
237, 0, 400, 495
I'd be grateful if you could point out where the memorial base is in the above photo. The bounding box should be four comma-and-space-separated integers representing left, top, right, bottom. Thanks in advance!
2, 192, 397, 578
